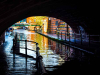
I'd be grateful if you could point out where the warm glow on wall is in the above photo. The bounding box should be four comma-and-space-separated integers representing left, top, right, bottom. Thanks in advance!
43, 17, 48, 32
26, 16, 47, 26
25, 16, 49, 31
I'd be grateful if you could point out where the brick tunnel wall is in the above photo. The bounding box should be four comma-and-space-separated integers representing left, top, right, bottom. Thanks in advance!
0, 0, 99, 37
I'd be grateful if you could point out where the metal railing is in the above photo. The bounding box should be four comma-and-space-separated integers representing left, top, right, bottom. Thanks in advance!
56, 32, 100, 46
13, 33, 47, 75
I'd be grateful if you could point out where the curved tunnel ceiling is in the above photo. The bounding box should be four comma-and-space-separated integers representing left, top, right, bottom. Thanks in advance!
0, 0, 99, 35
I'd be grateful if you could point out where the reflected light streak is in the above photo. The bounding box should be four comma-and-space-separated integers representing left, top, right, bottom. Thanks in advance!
14, 29, 65, 71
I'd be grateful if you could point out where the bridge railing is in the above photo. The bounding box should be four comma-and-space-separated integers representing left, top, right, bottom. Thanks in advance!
13, 32, 47, 75
37, 30, 100, 47
56, 32, 100, 47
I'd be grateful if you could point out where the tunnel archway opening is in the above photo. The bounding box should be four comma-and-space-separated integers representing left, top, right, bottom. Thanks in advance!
0, 15, 99, 74
2, 16, 78, 72
8, 16, 74, 37
0, 0, 99, 74
1, 15, 98, 74
2, 15, 89, 50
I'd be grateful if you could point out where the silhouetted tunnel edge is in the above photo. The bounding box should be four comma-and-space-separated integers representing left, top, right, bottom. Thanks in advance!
0, 0, 98, 35
0, 0, 99, 45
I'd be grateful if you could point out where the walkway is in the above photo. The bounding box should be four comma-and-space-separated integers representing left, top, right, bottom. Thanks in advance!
0, 33, 37, 75
37, 32, 100, 55
35, 32, 100, 75
0, 30, 100, 75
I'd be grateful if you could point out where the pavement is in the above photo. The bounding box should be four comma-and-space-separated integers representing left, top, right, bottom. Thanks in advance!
0, 33, 37, 75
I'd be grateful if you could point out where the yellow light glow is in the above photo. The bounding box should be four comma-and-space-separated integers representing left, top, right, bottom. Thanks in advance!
25, 16, 48, 31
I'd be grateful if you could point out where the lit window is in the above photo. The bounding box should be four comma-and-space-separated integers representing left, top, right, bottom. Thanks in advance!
55, 21, 58, 26
34, 19, 36, 22
49, 18, 51, 20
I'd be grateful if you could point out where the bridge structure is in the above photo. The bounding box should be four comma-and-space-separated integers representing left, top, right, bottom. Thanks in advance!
0, 0, 100, 75
12, 23, 40, 26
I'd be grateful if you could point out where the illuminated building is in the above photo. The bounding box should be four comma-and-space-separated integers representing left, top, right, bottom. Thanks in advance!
48, 17, 73, 35
26, 16, 48, 31
15, 16, 73, 35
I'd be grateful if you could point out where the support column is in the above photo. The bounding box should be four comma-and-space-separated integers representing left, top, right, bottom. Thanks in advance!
13, 39, 15, 70
25, 40, 27, 73
25, 40, 27, 56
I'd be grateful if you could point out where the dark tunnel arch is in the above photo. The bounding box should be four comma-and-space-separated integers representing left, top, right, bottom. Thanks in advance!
0, 1, 100, 74
0, 0, 99, 36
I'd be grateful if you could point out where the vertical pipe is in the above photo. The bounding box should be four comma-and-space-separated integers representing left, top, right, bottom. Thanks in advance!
25, 40, 27, 56
19, 34, 20, 51
13, 39, 15, 54
19, 39, 20, 53
36, 46, 40, 74
25, 40, 27, 73
15, 33, 17, 46
36, 43, 38, 70
13, 39, 15, 70
36, 43, 38, 59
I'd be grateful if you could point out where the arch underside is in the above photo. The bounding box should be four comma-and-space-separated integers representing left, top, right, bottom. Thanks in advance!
0, 0, 99, 35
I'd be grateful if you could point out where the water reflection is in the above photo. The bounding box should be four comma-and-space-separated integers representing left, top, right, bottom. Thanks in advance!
13, 29, 91, 71
4, 32, 37, 75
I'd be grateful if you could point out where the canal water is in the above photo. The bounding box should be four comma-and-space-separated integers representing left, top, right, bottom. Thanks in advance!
13, 29, 93, 72
4, 31, 37, 75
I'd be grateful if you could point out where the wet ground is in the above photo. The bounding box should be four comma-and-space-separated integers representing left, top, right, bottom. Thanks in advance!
14, 29, 65, 71
0, 29, 99, 75
13, 30, 96, 71
0, 31, 37, 75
